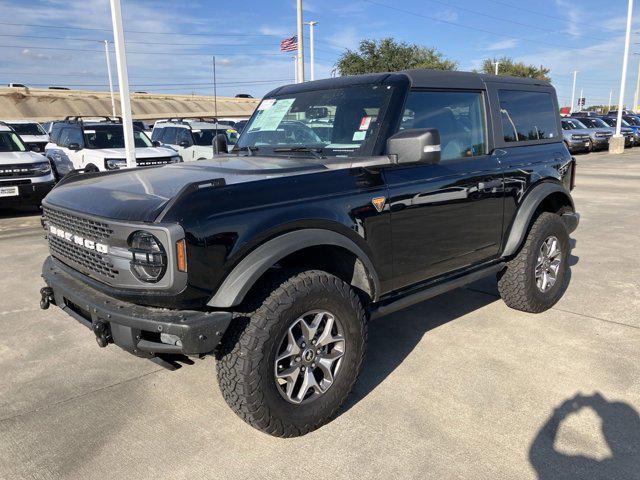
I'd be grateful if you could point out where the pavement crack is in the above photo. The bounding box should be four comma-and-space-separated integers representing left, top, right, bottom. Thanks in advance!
0, 368, 165, 424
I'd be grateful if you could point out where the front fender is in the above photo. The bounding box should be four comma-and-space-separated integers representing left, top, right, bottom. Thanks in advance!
502, 182, 574, 257
207, 228, 381, 308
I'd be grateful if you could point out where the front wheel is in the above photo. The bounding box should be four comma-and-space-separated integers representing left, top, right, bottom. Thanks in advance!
216, 269, 367, 437
498, 212, 570, 313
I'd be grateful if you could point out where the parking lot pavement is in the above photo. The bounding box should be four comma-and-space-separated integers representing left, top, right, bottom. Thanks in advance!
0, 151, 639, 480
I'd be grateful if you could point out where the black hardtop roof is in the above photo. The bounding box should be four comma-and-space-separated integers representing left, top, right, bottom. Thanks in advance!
266, 69, 553, 97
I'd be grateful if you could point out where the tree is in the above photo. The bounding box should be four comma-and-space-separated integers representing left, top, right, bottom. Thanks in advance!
336, 38, 457, 76
480, 57, 551, 81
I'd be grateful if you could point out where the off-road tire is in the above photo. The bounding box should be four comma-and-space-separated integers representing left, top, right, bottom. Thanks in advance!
498, 212, 570, 313
216, 269, 367, 437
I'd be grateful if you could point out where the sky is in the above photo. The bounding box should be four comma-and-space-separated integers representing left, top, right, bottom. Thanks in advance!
0, 0, 639, 109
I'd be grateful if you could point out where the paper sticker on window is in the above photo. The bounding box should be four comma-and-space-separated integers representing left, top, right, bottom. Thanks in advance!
352, 131, 366, 141
258, 99, 276, 111
251, 98, 295, 131
359, 117, 372, 131
84, 130, 96, 134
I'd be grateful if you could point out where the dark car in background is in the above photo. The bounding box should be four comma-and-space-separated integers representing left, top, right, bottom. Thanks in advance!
562, 117, 612, 151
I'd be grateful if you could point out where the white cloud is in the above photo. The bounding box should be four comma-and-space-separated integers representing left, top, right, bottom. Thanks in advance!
485, 38, 518, 51
434, 9, 459, 23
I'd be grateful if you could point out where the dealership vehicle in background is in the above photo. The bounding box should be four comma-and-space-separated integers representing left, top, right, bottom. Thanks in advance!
597, 116, 636, 147
560, 118, 592, 153
45, 117, 180, 176
0, 122, 55, 208
39, 70, 578, 437
151, 118, 239, 160
560, 117, 611, 151
3, 120, 50, 153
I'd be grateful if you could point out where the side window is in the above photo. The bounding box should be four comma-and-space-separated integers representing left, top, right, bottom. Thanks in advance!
57, 128, 73, 147
176, 128, 193, 145
50, 124, 64, 143
162, 127, 178, 145
498, 90, 559, 143
400, 91, 487, 161
151, 127, 164, 142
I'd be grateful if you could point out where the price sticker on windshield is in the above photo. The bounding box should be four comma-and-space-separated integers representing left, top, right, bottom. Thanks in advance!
258, 99, 276, 111
359, 116, 373, 131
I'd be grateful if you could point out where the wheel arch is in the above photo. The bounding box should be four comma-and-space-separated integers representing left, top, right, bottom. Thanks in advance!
502, 182, 574, 257
207, 229, 381, 308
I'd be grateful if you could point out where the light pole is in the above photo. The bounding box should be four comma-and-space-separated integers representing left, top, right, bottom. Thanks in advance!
296, 0, 305, 83
103, 40, 116, 118
610, 0, 634, 154
570, 70, 578, 113
634, 55, 640, 113
305, 21, 318, 81
609, 90, 613, 112
494, 60, 500, 76
579, 88, 584, 110
109, 0, 136, 169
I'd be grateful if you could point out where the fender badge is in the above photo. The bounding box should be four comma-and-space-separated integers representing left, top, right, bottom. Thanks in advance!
372, 196, 386, 213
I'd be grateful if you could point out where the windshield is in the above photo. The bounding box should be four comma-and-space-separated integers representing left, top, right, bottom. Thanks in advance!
565, 119, 586, 129
624, 116, 640, 125
600, 117, 615, 127
83, 125, 153, 149
8, 122, 46, 136
580, 118, 608, 128
192, 128, 239, 146
236, 84, 395, 156
0, 132, 26, 152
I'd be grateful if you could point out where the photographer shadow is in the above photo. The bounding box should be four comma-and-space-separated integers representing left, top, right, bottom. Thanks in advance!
529, 392, 640, 480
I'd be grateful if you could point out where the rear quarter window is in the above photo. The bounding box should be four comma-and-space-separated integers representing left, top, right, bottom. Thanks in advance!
499, 90, 559, 143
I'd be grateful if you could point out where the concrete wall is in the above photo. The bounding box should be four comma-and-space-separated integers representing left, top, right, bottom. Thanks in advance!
0, 87, 260, 121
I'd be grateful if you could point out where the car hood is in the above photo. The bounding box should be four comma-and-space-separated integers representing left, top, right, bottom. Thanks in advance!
0, 150, 48, 165
19, 134, 49, 143
84, 146, 176, 158
43, 155, 327, 222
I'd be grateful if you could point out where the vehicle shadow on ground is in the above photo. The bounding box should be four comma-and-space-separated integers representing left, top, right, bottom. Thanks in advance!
341, 286, 497, 414
529, 392, 640, 479
0, 207, 41, 219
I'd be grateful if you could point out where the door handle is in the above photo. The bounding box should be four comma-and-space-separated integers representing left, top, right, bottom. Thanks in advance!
477, 179, 502, 190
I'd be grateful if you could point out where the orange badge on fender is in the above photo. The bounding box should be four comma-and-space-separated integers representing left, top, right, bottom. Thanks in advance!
372, 196, 386, 213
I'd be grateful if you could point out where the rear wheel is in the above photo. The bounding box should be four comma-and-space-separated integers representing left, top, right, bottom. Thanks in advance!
498, 212, 570, 313
216, 269, 367, 437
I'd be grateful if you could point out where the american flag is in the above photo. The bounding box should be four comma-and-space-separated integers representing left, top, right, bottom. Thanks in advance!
280, 35, 298, 52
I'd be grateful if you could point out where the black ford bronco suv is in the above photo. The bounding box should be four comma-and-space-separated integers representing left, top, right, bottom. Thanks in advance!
39, 70, 578, 437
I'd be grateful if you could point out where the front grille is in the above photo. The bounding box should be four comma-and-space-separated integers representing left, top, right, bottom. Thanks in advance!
571, 134, 590, 140
0, 179, 30, 186
48, 235, 118, 279
0, 163, 47, 178
136, 157, 174, 167
43, 207, 113, 241
595, 132, 612, 138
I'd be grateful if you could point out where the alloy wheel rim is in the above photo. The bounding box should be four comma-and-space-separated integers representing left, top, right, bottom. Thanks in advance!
274, 310, 345, 404
535, 235, 562, 293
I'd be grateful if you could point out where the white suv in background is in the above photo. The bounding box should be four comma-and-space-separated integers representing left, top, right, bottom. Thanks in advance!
3, 120, 50, 153
0, 122, 55, 209
45, 117, 181, 177
151, 118, 239, 161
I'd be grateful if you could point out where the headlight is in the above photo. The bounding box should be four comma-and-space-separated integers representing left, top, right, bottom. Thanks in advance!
128, 231, 167, 283
105, 158, 127, 170
171, 155, 182, 163
32, 161, 51, 176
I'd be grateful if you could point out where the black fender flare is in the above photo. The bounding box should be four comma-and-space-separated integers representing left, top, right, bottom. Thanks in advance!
502, 182, 574, 257
207, 229, 381, 308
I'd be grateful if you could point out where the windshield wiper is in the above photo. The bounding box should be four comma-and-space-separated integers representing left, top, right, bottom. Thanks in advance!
236, 145, 259, 156
273, 146, 326, 159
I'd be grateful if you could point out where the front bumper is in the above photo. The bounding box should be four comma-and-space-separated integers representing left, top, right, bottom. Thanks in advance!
566, 139, 591, 152
0, 180, 55, 207
41, 256, 232, 359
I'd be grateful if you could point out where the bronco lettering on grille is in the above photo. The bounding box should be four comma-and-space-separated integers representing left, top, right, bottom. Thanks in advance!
48, 225, 109, 254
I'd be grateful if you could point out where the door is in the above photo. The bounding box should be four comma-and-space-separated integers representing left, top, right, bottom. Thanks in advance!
175, 127, 195, 160
48, 126, 83, 175
385, 89, 504, 289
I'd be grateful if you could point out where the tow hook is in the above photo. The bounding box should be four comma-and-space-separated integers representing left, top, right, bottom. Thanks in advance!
92, 321, 112, 348
39, 287, 55, 310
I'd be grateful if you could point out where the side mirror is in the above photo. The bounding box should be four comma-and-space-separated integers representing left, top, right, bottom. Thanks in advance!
387, 128, 441, 165
67, 142, 81, 151
152, 140, 161, 147
213, 133, 228, 155
178, 140, 191, 148
29, 144, 41, 152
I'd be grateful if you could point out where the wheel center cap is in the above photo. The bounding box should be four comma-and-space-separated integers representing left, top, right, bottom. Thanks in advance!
303, 348, 316, 363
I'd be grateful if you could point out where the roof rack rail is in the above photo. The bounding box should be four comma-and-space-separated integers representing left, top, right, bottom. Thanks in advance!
63, 116, 123, 124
